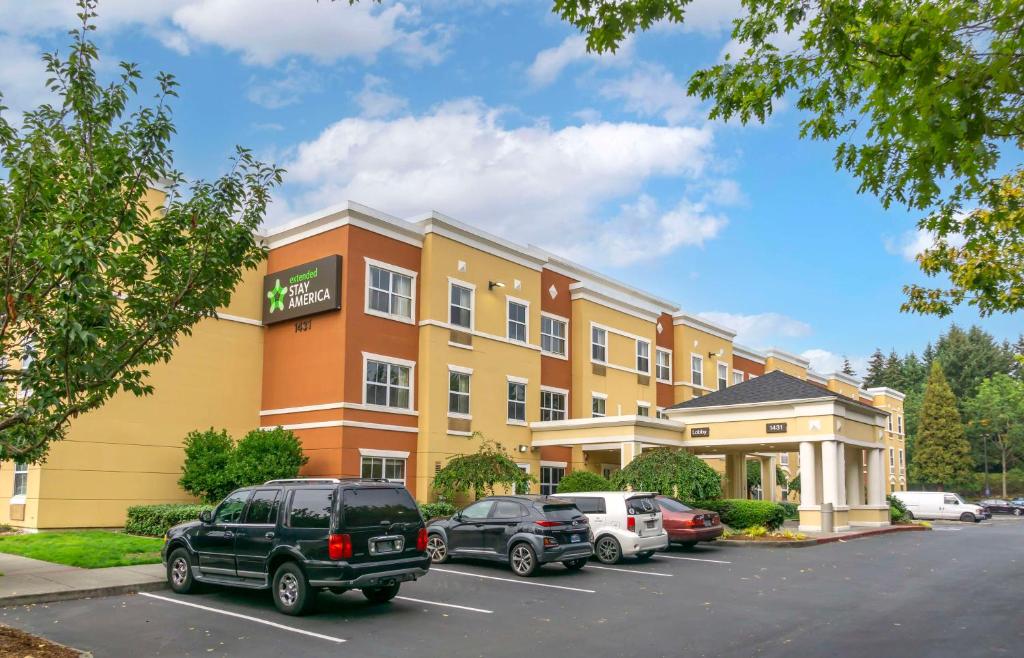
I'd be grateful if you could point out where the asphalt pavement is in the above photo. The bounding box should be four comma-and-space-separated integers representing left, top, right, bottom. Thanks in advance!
3, 517, 1022, 657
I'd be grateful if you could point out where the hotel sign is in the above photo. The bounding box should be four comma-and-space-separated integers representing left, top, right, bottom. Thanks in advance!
690, 427, 710, 438
262, 255, 342, 324
766, 422, 788, 434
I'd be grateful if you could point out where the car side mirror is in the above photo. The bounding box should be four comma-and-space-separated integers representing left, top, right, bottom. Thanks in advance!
199, 510, 213, 524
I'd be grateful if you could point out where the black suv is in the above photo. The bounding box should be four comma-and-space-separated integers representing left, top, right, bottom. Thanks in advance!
162, 478, 430, 615
425, 495, 593, 576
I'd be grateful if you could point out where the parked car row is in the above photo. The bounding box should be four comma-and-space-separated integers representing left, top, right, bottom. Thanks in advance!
161, 479, 724, 616
978, 498, 1024, 516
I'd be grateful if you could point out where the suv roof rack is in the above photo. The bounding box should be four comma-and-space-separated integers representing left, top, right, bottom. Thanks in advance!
263, 477, 395, 486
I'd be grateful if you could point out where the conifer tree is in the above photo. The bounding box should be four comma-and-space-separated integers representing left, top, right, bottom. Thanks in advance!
864, 349, 886, 387
841, 357, 856, 377
909, 362, 974, 490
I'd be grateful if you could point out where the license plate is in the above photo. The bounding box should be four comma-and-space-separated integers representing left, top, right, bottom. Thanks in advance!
369, 535, 404, 555
570, 534, 581, 543
645, 520, 655, 529
704, 519, 712, 527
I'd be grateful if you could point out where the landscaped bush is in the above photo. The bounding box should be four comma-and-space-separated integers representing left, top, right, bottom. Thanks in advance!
888, 495, 909, 523
780, 502, 799, 520
419, 502, 457, 521
125, 504, 213, 537
689, 499, 786, 531
556, 470, 615, 494
611, 448, 722, 500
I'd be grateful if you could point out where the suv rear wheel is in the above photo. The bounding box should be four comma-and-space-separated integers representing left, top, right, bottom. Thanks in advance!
363, 583, 401, 604
509, 542, 538, 577
595, 536, 622, 564
426, 534, 449, 563
272, 562, 315, 616
167, 548, 198, 594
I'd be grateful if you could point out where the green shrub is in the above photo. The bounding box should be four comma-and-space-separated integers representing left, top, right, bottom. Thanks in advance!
556, 471, 615, 494
744, 524, 768, 537
611, 448, 721, 500
179, 429, 236, 503
419, 502, 457, 520
690, 499, 786, 531
125, 504, 213, 537
433, 435, 533, 499
888, 495, 909, 523
780, 502, 799, 520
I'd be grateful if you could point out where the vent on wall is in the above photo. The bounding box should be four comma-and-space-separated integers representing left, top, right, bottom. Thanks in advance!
435, 462, 441, 474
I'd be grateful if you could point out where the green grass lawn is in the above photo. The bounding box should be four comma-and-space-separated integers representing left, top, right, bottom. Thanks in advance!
0, 530, 164, 569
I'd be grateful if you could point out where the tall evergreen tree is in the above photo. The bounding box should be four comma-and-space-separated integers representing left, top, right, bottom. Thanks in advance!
882, 351, 903, 388
899, 352, 927, 394
841, 357, 856, 377
864, 349, 886, 387
910, 362, 974, 490
935, 325, 1016, 404
922, 342, 936, 367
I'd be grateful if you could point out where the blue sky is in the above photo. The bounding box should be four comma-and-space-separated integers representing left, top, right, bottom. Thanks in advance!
1, 0, 1019, 375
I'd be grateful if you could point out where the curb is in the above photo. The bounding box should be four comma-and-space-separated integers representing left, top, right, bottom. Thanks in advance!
716, 524, 930, 549
0, 580, 167, 608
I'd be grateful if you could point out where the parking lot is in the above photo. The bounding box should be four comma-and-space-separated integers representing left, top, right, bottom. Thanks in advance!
4, 518, 1023, 657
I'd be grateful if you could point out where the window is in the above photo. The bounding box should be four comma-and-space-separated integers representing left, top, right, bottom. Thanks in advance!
717, 362, 728, 390
656, 409, 668, 420
507, 300, 527, 342
12, 462, 28, 497
540, 389, 567, 421
591, 326, 607, 362
636, 340, 650, 373
516, 464, 531, 494
733, 371, 745, 385
448, 371, 471, 416
493, 501, 525, 519
897, 415, 903, 434
656, 349, 671, 382
592, 396, 606, 418
507, 381, 526, 423
343, 488, 419, 527
637, 404, 649, 417
361, 456, 407, 483
780, 453, 789, 466
540, 316, 567, 356
214, 490, 252, 524
288, 489, 334, 529
887, 415, 893, 431
944, 494, 959, 505
655, 497, 691, 513
462, 500, 494, 520
244, 490, 280, 525
563, 496, 606, 514
691, 354, 703, 387
367, 263, 413, 321
889, 448, 895, 473
899, 449, 904, 468
450, 283, 473, 329
540, 465, 565, 496
365, 359, 412, 410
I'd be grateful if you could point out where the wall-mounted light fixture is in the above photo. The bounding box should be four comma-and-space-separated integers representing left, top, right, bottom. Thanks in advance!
708, 347, 725, 359
517, 444, 528, 453
489, 280, 506, 291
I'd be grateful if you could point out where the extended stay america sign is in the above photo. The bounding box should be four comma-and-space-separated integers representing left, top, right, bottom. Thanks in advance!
262, 255, 342, 324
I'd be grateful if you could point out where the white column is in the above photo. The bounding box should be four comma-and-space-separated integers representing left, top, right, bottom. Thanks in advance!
620, 441, 641, 469
846, 447, 863, 506
820, 440, 839, 507
836, 444, 847, 507
867, 449, 884, 505
764, 456, 777, 502
799, 441, 817, 506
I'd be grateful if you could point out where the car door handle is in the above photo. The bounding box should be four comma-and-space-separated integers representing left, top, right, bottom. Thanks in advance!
265, 532, 275, 539
223, 531, 234, 539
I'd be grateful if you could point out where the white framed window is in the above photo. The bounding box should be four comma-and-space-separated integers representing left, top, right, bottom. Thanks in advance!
780, 453, 789, 466
515, 463, 531, 494
717, 362, 729, 390
449, 280, 474, 329
591, 326, 607, 363
363, 354, 413, 410
691, 354, 703, 387
507, 298, 528, 343
361, 456, 406, 483
637, 402, 650, 417
540, 388, 567, 421
592, 395, 606, 418
897, 415, 903, 434
540, 464, 565, 496
656, 349, 671, 382
540, 315, 567, 357
888, 415, 893, 431
733, 370, 745, 385
448, 369, 471, 416
365, 259, 415, 323
899, 449, 904, 468
12, 462, 28, 497
507, 380, 527, 423
636, 339, 650, 374
889, 447, 895, 473
656, 408, 669, 420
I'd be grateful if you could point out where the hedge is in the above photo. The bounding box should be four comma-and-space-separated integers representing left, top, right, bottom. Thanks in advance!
126, 504, 213, 537
780, 502, 799, 520
419, 502, 457, 521
556, 471, 615, 494
690, 499, 786, 531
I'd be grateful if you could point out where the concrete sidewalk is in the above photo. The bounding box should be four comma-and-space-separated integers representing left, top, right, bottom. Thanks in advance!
0, 554, 166, 607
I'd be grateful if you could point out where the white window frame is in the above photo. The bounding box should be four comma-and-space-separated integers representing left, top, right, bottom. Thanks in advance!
540, 386, 568, 422
448, 278, 476, 331
889, 447, 895, 474
780, 453, 790, 466
636, 339, 651, 375
888, 415, 893, 431
506, 296, 530, 344
733, 370, 745, 385
361, 455, 407, 484
591, 325, 607, 363
11, 462, 28, 500
899, 449, 904, 469
540, 463, 566, 496
591, 393, 607, 418
897, 415, 903, 434
717, 361, 729, 390
636, 401, 650, 417
361, 352, 415, 411
655, 348, 672, 383
540, 313, 568, 358
447, 365, 472, 419
691, 354, 703, 387
507, 376, 527, 425
515, 463, 532, 494
364, 257, 416, 324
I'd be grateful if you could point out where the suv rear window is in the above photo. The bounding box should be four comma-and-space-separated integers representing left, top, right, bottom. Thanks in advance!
626, 496, 657, 515
343, 487, 420, 527
563, 497, 606, 514
288, 488, 334, 529
540, 504, 585, 521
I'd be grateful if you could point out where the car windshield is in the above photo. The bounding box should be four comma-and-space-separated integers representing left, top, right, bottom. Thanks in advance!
656, 497, 692, 513
540, 504, 583, 522
342, 488, 421, 527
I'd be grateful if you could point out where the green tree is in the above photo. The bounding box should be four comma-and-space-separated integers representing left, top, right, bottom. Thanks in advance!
0, 1, 281, 463
841, 357, 856, 377
864, 349, 886, 387
935, 325, 1017, 405
1011, 335, 1024, 379
966, 374, 1024, 497
910, 362, 974, 489
179, 429, 236, 503
556, 470, 615, 494
746, 461, 788, 495
552, 0, 1024, 316
229, 428, 308, 489
610, 448, 721, 500
432, 435, 533, 500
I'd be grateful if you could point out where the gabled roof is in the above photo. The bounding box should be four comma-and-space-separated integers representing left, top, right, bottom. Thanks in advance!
667, 370, 885, 415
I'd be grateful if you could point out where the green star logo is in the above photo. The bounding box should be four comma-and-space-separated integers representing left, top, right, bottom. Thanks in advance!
267, 279, 287, 313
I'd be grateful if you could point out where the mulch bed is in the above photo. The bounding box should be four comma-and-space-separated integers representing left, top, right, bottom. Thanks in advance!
0, 625, 83, 658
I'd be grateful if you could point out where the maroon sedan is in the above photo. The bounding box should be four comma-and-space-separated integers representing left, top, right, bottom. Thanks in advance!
655, 496, 723, 548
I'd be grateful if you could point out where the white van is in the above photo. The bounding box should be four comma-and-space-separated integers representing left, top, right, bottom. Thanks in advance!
892, 491, 988, 522
556, 492, 668, 564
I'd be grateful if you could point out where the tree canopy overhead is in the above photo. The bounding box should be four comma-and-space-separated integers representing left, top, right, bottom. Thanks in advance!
553, 0, 1024, 317
0, 1, 281, 462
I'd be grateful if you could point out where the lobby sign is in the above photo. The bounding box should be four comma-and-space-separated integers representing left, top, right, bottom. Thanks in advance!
262, 255, 342, 324
690, 427, 710, 438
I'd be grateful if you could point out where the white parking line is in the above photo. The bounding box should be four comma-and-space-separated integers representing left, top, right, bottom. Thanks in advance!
587, 565, 673, 577
656, 555, 732, 564
395, 596, 493, 614
139, 592, 345, 644
431, 568, 596, 593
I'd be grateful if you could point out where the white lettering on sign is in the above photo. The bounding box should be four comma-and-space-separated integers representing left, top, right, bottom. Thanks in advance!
287, 280, 332, 310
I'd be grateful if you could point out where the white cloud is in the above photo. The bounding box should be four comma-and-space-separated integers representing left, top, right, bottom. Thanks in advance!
0, 35, 50, 117
599, 63, 698, 125
885, 227, 966, 262
276, 99, 731, 266
527, 35, 633, 87
697, 311, 812, 348
801, 349, 868, 379
246, 60, 321, 109
657, 0, 745, 35
356, 75, 409, 118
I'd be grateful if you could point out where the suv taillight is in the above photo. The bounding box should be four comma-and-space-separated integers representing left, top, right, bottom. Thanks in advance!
535, 520, 560, 527
416, 527, 428, 552
627, 516, 636, 532
329, 533, 352, 560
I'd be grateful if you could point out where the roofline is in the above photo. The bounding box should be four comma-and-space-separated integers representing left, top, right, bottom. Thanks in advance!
414, 211, 548, 271
827, 371, 863, 388
667, 394, 886, 416
765, 348, 810, 369
806, 370, 828, 384
261, 201, 423, 249
732, 343, 766, 364
569, 282, 667, 322
864, 386, 907, 401
672, 313, 737, 341
531, 415, 684, 432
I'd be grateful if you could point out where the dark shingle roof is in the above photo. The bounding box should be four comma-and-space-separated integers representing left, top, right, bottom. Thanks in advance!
666, 370, 883, 414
